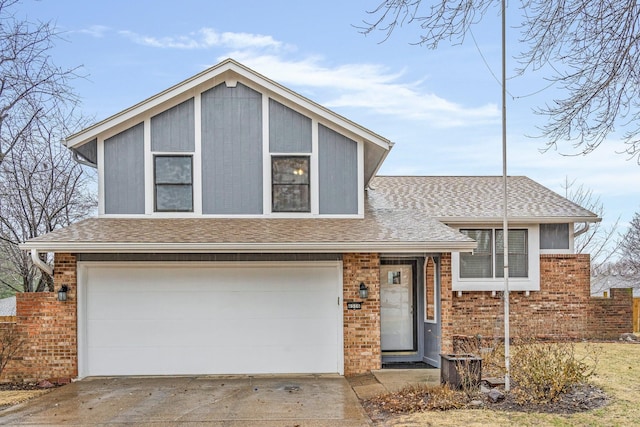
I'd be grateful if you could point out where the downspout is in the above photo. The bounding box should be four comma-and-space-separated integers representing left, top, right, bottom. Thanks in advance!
574, 223, 590, 238
72, 150, 97, 169
30, 249, 53, 276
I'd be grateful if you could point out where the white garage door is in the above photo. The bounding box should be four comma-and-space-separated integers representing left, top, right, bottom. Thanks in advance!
79, 262, 343, 377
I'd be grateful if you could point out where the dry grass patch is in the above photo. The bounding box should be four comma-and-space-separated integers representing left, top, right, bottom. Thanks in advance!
0, 389, 50, 408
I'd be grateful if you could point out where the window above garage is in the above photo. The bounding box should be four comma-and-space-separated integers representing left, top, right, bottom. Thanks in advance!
154, 155, 193, 212
271, 156, 310, 213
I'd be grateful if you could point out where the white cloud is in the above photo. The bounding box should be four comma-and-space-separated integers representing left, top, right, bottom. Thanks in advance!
76, 25, 110, 38
222, 53, 500, 128
119, 28, 283, 51
113, 28, 498, 127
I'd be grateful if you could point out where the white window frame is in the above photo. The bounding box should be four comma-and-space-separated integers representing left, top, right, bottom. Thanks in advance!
270, 155, 312, 213
424, 256, 438, 325
452, 224, 540, 291
153, 154, 194, 213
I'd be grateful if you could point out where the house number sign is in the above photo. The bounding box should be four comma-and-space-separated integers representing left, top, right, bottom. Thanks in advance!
347, 302, 362, 310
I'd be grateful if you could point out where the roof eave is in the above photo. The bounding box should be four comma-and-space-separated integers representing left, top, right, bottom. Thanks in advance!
20, 240, 477, 254
440, 216, 602, 224
64, 58, 392, 154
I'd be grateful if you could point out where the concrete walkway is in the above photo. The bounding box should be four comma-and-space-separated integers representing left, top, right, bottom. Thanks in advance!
0, 375, 371, 426
349, 369, 441, 400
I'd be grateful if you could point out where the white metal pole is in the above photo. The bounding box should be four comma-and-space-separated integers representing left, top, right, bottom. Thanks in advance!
501, 0, 511, 393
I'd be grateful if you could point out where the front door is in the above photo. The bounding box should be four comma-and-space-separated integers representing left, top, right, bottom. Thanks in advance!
380, 262, 416, 352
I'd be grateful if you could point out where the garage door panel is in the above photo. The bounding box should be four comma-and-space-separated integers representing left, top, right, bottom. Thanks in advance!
89, 317, 337, 350
82, 263, 342, 376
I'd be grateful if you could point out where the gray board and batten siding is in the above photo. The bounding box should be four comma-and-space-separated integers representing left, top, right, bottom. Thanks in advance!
151, 98, 195, 152
201, 83, 264, 215
269, 99, 312, 153
101, 82, 361, 215
104, 123, 145, 214
319, 124, 358, 214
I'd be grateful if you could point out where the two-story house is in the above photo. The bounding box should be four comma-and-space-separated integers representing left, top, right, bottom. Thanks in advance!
18, 59, 602, 381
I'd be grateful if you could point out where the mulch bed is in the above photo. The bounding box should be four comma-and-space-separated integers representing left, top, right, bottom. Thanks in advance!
490, 383, 608, 414
363, 382, 609, 423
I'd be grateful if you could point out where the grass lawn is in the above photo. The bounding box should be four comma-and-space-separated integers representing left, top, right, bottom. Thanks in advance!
381, 342, 640, 426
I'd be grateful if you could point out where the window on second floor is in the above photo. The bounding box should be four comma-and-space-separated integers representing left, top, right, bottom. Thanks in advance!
154, 155, 193, 212
460, 229, 528, 279
540, 223, 570, 250
272, 156, 310, 213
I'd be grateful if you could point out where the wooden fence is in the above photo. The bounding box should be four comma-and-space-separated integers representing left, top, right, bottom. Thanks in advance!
634, 298, 640, 333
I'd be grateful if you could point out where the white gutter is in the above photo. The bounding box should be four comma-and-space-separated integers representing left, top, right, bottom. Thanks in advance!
441, 216, 601, 224
72, 150, 97, 169
573, 222, 590, 238
30, 249, 53, 276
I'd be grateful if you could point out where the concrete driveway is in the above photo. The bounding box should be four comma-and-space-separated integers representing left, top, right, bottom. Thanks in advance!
0, 375, 371, 426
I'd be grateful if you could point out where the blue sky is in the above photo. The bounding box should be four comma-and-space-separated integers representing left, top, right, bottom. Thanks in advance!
21, 0, 640, 235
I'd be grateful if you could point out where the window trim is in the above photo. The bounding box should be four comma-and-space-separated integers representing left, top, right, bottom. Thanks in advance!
271, 155, 311, 213
154, 154, 194, 213
452, 224, 540, 292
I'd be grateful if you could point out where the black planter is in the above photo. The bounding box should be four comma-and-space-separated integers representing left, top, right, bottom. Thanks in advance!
440, 353, 482, 390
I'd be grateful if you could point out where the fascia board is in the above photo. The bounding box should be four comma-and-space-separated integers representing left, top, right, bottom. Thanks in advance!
439, 216, 602, 224
65, 61, 231, 148
19, 240, 477, 254
65, 59, 391, 153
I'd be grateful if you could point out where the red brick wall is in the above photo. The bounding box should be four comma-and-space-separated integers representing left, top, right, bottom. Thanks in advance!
445, 254, 633, 347
588, 288, 634, 339
343, 253, 381, 376
0, 253, 77, 383
440, 253, 454, 354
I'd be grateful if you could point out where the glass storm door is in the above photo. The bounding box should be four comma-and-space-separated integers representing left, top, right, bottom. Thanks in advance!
380, 263, 415, 351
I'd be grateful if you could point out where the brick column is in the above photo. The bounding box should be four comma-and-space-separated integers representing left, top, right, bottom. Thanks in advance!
342, 253, 381, 376
439, 253, 454, 354
6, 253, 78, 383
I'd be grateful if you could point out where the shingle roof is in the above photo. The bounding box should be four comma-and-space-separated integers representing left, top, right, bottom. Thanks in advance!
21, 176, 599, 254
369, 176, 599, 222
21, 203, 475, 253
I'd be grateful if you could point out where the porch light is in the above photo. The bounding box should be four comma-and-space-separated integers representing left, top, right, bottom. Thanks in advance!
359, 282, 369, 299
58, 285, 69, 302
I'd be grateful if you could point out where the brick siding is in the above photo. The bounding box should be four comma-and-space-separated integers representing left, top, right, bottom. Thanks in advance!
2, 251, 632, 382
588, 288, 634, 339
0, 253, 77, 383
342, 253, 381, 376
446, 254, 633, 347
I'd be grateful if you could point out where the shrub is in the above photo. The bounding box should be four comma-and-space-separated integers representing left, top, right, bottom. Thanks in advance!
510, 340, 599, 404
0, 323, 23, 379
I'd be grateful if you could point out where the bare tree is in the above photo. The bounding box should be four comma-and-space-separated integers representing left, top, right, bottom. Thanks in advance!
0, 113, 96, 293
561, 178, 621, 271
361, 1, 640, 162
0, 0, 80, 167
620, 210, 640, 273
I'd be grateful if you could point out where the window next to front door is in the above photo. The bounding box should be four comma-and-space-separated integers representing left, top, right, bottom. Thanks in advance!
460, 229, 528, 279
154, 155, 193, 212
452, 226, 541, 292
271, 156, 310, 212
